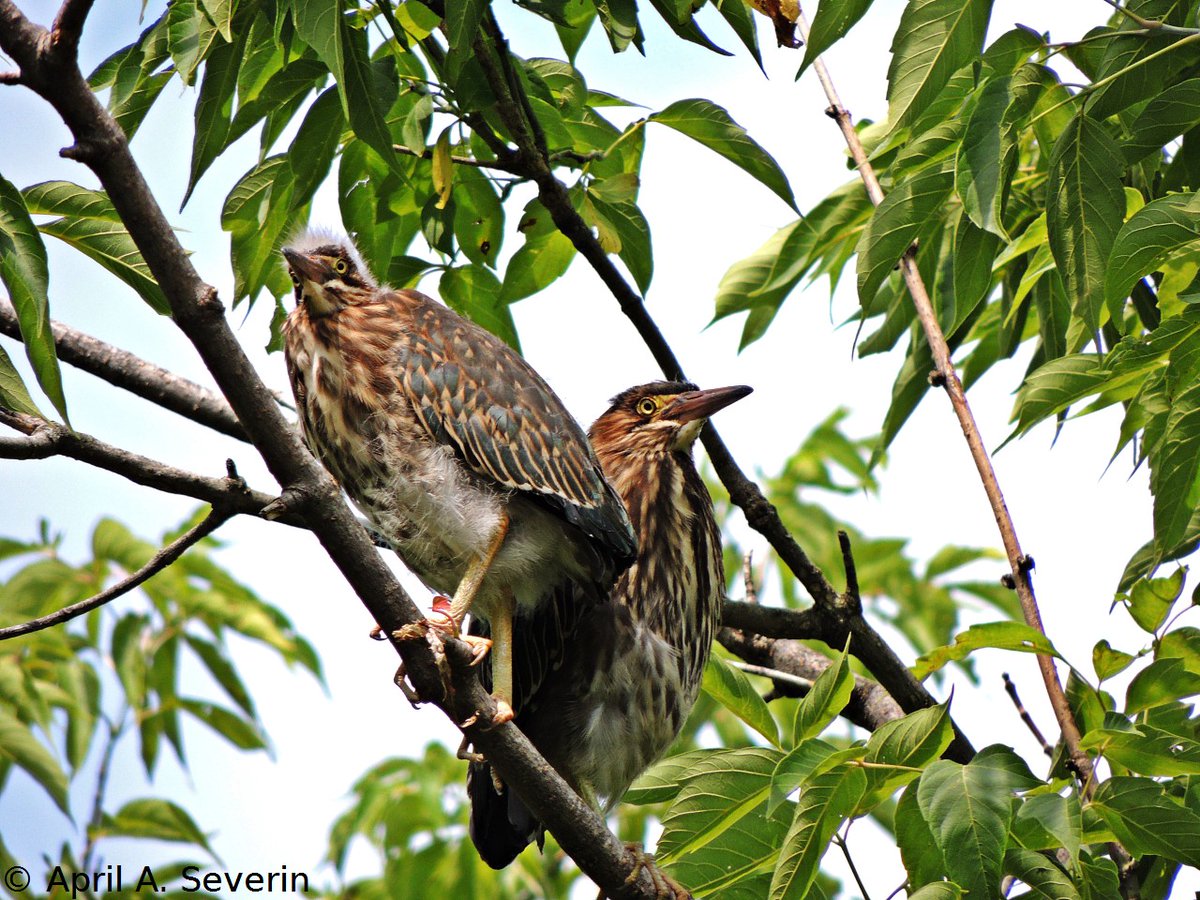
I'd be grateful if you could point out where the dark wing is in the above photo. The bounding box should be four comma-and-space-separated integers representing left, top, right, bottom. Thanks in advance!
392, 289, 636, 565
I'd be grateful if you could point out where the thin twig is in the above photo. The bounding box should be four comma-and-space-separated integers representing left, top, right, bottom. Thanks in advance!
838, 530, 860, 606
795, 2, 1088, 789
0, 507, 232, 641
832, 832, 871, 900
742, 551, 758, 605
0, 298, 248, 441
80, 714, 123, 873
1001, 672, 1053, 757
728, 659, 813, 692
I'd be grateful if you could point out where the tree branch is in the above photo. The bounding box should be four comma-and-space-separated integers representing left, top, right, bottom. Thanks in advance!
0, 6, 674, 896
0, 407, 291, 521
48, 0, 94, 57
0, 298, 248, 441
792, 3, 1093, 793
0, 506, 233, 641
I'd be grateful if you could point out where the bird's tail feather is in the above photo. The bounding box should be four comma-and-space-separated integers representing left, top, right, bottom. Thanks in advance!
467, 761, 542, 869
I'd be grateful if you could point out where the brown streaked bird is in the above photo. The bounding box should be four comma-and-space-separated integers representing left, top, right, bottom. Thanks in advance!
279, 230, 636, 722
468, 380, 751, 870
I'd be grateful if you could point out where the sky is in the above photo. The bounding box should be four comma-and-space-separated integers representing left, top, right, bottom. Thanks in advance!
1, 0, 1197, 897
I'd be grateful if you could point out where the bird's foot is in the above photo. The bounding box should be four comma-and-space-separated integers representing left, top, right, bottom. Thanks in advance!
368, 624, 386, 640
619, 844, 689, 900
456, 733, 485, 764
389, 619, 450, 708
392, 662, 424, 707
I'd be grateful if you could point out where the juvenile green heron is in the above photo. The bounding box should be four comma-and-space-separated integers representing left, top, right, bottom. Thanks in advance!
468, 381, 751, 869
280, 231, 636, 718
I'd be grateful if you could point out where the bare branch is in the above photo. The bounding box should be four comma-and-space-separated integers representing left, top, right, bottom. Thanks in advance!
49, 0, 94, 57
0, 298, 248, 441
0, 507, 232, 641
0, 408, 291, 520
793, 4, 1093, 794
838, 530, 860, 603
1002, 672, 1053, 757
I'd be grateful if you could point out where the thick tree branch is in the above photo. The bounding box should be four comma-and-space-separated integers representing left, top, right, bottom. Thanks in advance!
0, 506, 232, 641
792, 6, 1094, 793
0, 298, 248, 441
48, 0, 93, 57
0, 6, 671, 896
470, 13, 972, 763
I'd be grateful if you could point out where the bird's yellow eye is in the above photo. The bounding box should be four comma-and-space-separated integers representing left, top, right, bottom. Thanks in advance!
637, 398, 657, 416
333, 258, 348, 275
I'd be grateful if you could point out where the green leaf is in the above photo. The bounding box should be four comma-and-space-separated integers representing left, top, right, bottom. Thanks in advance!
769, 767, 868, 900
624, 748, 715, 805
799, 0, 874, 75
23, 181, 170, 315
178, 697, 268, 750
446, 0, 485, 50
101, 798, 214, 855
1089, 776, 1200, 866
1106, 193, 1200, 311
918, 757, 1012, 900
1081, 724, 1200, 776
1150, 365, 1200, 553
907, 885, 964, 900
912, 622, 1060, 680
0, 343, 44, 418
768, 739, 845, 813
1159, 625, 1200, 675
895, 782, 945, 888
588, 193, 653, 294
657, 747, 782, 864
167, 0, 221, 86
856, 164, 954, 309
200, 0, 233, 40
1011, 792, 1082, 864
1126, 567, 1185, 634
498, 230, 575, 303
287, 86, 344, 208
439, 265, 521, 351
184, 38, 240, 206
1123, 78, 1200, 164
859, 703, 954, 808
791, 642, 851, 744
0, 176, 68, 424
0, 705, 70, 815
453, 166, 503, 268
648, 99, 796, 211
184, 635, 256, 719
1004, 847, 1080, 900
221, 156, 300, 305
1092, 639, 1136, 682
1046, 113, 1126, 334
886, 0, 994, 132
702, 654, 780, 747
1125, 657, 1200, 714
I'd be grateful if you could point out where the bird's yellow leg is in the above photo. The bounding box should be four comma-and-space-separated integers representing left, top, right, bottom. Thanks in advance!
437, 512, 511, 635
488, 588, 516, 725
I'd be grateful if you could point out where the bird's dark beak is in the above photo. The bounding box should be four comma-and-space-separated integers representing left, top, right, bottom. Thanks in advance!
665, 385, 753, 424
282, 247, 326, 284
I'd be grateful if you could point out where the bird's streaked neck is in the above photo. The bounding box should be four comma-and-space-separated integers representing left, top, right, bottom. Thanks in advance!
299, 284, 344, 318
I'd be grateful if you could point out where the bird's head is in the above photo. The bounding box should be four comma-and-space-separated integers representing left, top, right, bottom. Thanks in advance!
590, 381, 753, 458
281, 230, 378, 318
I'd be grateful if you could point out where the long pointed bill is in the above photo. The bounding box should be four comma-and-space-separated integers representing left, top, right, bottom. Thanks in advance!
665, 384, 753, 424
282, 247, 327, 284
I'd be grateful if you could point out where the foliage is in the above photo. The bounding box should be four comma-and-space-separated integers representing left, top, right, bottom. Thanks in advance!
0, 511, 320, 896
3, 0, 1200, 897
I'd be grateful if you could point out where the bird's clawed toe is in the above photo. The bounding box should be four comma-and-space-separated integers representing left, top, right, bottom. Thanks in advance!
490, 698, 514, 726
621, 844, 688, 900
462, 634, 494, 665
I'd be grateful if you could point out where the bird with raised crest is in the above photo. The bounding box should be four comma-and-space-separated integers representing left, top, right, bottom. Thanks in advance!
467, 380, 751, 876
279, 229, 636, 725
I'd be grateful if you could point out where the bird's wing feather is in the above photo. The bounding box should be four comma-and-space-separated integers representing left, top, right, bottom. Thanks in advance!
394, 290, 636, 563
